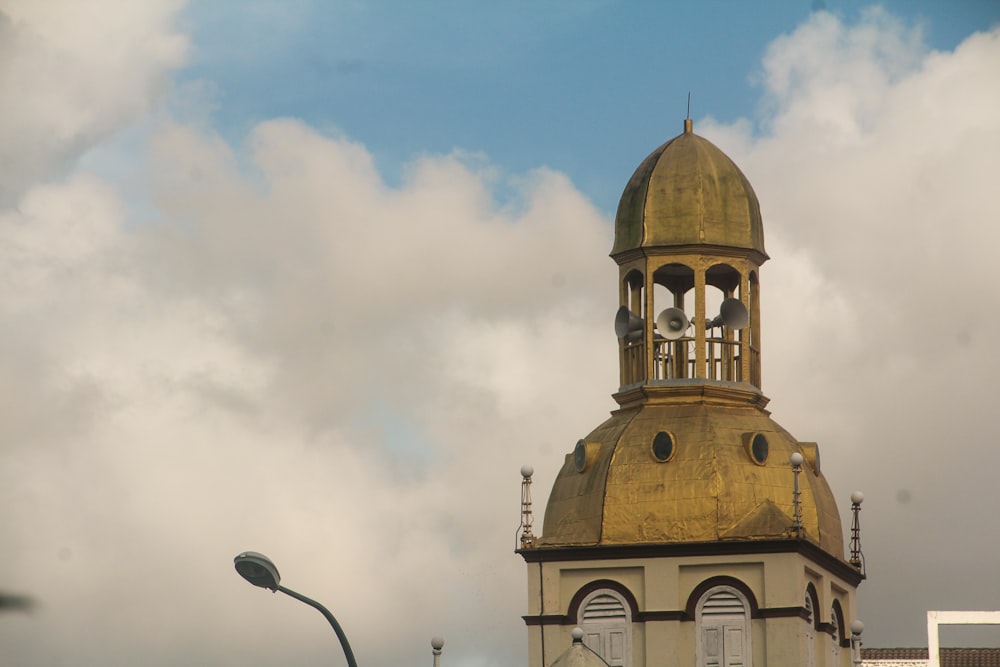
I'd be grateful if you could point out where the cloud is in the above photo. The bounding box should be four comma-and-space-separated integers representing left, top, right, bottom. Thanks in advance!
0, 117, 613, 666
0, 0, 188, 204
702, 10, 1000, 644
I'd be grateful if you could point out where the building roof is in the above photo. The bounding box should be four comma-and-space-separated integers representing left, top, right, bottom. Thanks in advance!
538, 390, 846, 559
863, 647, 1000, 666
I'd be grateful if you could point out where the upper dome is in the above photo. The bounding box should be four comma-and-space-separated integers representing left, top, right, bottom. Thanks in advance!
612, 121, 766, 258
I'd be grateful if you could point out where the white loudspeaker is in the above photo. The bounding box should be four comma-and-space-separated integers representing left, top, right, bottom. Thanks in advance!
614, 306, 644, 340
707, 297, 749, 330
655, 307, 690, 341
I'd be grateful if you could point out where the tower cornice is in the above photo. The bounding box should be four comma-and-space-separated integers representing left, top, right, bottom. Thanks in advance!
611, 243, 769, 266
612, 381, 771, 411
518, 539, 865, 587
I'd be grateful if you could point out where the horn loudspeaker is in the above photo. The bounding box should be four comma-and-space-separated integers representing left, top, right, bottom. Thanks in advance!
614, 306, 644, 340
707, 297, 749, 329
655, 307, 690, 341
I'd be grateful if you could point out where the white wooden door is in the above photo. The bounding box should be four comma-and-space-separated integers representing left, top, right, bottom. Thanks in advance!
583, 625, 627, 667
702, 618, 746, 667
830, 609, 841, 666
579, 591, 631, 667
804, 595, 816, 667
698, 587, 751, 667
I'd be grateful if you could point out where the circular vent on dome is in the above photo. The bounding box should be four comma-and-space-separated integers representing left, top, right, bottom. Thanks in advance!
652, 431, 675, 462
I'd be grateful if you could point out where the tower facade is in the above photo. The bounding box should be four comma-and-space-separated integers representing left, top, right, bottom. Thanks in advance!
520, 120, 863, 667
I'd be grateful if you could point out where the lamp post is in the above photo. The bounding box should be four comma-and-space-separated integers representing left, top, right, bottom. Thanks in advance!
850, 619, 864, 667
234, 551, 359, 667
431, 636, 444, 667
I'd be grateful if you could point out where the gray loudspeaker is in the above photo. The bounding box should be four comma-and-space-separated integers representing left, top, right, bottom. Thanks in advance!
614, 306, 644, 340
655, 307, 690, 341
707, 297, 749, 330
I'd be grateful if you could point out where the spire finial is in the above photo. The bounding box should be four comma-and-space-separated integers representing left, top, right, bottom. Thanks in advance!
685, 92, 693, 133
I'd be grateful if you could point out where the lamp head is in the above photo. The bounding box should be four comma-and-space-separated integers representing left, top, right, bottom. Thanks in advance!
850, 619, 865, 636
234, 551, 281, 591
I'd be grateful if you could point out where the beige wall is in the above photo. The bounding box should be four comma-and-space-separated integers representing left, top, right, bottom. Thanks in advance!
525, 551, 859, 667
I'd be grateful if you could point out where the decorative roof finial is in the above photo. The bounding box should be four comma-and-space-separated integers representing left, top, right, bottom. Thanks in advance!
517, 465, 536, 549
790, 452, 805, 538
849, 491, 865, 575
431, 636, 444, 667
685, 92, 693, 133
850, 620, 864, 667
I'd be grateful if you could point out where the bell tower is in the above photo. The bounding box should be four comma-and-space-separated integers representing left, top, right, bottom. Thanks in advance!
613, 117, 764, 391
519, 120, 864, 667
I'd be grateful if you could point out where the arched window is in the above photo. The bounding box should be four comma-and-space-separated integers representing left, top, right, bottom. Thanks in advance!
831, 600, 846, 665
578, 589, 632, 667
696, 586, 752, 667
804, 593, 816, 667
830, 608, 841, 665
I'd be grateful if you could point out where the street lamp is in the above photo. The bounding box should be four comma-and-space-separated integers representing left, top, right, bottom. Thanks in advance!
850, 619, 864, 667
234, 551, 359, 667
431, 636, 444, 667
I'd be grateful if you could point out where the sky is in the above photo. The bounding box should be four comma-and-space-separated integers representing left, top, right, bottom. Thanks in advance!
1, 1, 999, 666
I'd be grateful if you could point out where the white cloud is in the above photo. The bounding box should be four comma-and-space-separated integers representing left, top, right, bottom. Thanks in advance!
702, 11, 1000, 645
0, 112, 614, 666
0, 0, 188, 204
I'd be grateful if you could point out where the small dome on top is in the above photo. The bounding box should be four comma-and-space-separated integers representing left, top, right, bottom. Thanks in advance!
612, 120, 766, 258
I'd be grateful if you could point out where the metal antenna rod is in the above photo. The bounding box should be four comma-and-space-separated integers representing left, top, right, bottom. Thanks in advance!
849, 491, 865, 574
518, 465, 536, 550
790, 453, 804, 538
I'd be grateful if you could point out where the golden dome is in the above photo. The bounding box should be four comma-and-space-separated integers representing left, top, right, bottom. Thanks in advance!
612, 121, 766, 258
539, 387, 845, 559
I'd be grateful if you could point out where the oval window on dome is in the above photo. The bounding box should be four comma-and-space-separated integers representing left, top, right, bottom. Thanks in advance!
750, 433, 769, 465
573, 440, 587, 472
652, 431, 675, 462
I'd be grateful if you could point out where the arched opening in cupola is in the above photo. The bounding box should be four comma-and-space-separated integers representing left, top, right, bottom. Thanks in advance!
704, 263, 746, 383
652, 263, 695, 380
618, 269, 646, 386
